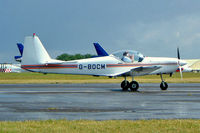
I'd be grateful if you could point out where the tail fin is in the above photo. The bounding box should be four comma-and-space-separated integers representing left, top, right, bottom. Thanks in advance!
21, 33, 51, 65
17, 43, 24, 56
93, 43, 109, 57
14, 43, 24, 62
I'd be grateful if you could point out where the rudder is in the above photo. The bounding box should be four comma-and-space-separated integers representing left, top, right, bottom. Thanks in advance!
21, 33, 51, 65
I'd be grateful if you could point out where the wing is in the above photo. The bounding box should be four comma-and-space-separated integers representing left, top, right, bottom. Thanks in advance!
92, 65, 161, 77
112, 65, 161, 77
132, 65, 161, 73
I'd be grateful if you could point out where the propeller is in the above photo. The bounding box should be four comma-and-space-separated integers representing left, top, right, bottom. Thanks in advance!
177, 47, 183, 79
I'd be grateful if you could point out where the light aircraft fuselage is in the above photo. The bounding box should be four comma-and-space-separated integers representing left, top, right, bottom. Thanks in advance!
22, 56, 183, 76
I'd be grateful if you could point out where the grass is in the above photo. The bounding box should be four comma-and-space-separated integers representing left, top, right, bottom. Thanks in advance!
0, 119, 200, 133
0, 72, 199, 84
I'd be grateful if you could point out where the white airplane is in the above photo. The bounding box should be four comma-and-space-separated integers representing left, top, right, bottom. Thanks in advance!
21, 33, 186, 91
0, 63, 21, 73
0, 44, 24, 73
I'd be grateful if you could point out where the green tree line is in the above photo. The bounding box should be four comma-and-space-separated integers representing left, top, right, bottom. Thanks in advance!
56, 53, 95, 61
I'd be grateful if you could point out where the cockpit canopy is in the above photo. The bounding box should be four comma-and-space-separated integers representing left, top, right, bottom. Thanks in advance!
111, 50, 145, 63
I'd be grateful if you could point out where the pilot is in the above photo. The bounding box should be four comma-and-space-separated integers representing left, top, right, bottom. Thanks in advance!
121, 51, 133, 63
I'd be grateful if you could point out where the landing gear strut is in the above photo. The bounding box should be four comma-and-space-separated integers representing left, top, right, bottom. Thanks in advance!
160, 74, 168, 90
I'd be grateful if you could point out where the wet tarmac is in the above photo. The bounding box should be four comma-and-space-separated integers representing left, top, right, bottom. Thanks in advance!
0, 83, 200, 121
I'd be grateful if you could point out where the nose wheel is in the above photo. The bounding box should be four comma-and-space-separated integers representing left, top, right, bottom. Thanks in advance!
160, 73, 168, 90
160, 81, 168, 90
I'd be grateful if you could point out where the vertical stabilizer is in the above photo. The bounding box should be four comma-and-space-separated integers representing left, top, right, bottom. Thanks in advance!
22, 34, 51, 65
14, 43, 24, 62
93, 43, 109, 56
17, 43, 24, 56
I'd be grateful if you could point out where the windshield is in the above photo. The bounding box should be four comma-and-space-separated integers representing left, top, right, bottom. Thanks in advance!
111, 50, 144, 63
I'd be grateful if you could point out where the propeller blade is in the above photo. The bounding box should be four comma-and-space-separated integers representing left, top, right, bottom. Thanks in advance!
179, 66, 183, 80
177, 47, 180, 59
177, 47, 183, 79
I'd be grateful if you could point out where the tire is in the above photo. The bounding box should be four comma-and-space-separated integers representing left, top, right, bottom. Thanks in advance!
121, 80, 130, 91
129, 81, 139, 91
160, 81, 168, 90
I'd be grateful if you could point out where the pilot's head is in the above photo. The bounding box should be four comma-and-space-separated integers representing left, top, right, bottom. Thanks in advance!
123, 51, 129, 56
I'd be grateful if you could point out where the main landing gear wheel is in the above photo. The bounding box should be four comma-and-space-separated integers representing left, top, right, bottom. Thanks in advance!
160, 81, 168, 90
121, 80, 129, 91
129, 81, 139, 91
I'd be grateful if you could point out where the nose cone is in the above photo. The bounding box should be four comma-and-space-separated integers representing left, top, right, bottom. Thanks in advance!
179, 60, 187, 66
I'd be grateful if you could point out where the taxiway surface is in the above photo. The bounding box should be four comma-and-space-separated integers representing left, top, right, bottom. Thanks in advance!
0, 83, 200, 121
